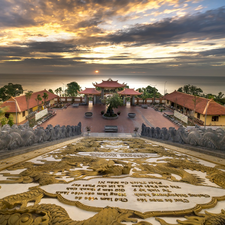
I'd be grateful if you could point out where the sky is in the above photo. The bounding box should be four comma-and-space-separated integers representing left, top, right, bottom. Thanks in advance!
0, 0, 225, 77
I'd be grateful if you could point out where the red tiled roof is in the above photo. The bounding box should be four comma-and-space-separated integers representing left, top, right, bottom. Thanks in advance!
78, 88, 101, 95
117, 88, 142, 96
164, 91, 225, 115
1, 89, 58, 113
93, 78, 126, 88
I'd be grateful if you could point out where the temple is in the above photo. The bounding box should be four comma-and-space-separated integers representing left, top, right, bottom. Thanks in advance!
79, 78, 142, 105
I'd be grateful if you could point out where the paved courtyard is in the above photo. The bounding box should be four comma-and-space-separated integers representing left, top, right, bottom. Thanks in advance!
41, 103, 179, 133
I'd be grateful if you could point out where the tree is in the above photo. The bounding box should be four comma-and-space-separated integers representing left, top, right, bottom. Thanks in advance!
103, 93, 123, 117
66, 82, 81, 96
189, 85, 203, 96
25, 91, 33, 118
183, 84, 191, 94
177, 84, 203, 96
58, 87, 62, 97
177, 87, 183, 93
214, 92, 225, 105
0, 117, 8, 126
0, 83, 23, 101
35, 94, 42, 111
8, 115, 14, 126
42, 92, 49, 108
55, 88, 59, 96
0, 103, 9, 126
48, 89, 54, 94
118, 85, 129, 91
137, 86, 161, 103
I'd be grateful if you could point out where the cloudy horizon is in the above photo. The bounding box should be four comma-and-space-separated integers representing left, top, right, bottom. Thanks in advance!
0, 0, 224, 77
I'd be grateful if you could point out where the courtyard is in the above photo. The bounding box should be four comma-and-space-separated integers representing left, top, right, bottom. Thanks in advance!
40, 103, 179, 133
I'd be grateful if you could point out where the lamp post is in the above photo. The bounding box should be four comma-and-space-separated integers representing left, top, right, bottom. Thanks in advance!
204, 99, 212, 130
164, 81, 167, 95
62, 82, 65, 96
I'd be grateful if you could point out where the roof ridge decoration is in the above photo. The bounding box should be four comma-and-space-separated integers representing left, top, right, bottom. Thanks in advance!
93, 78, 126, 88
202, 98, 213, 115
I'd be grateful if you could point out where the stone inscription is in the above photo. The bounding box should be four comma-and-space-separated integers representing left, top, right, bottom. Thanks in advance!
78, 152, 158, 158
56, 180, 210, 203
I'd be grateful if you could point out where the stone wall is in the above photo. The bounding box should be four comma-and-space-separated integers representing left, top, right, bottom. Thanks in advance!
0, 122, 82, 150
141, 123, 225, 150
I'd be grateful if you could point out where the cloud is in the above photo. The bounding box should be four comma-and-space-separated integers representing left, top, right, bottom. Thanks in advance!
105, 7, 225, 45
0, 0, 183, 29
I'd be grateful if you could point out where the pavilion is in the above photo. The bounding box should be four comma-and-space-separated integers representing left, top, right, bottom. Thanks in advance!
117, 88, 142, 105
78, 88, 101, 105
79, 78, 142, 106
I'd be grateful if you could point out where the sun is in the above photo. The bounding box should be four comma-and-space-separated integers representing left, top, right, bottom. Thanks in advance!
95, 70, 99, 73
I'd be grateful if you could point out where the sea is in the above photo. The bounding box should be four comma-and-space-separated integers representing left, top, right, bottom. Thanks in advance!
0, 74, 225, 96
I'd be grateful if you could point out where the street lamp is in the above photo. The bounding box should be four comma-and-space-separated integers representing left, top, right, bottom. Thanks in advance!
164, 81, 167, 95
204, 98, 212, 130
61, 82, 65, 96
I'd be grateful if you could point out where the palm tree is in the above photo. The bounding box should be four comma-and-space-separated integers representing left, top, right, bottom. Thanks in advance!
48, 89, 54, 94
58, 87, 62, 97
35, 94, 42, 111
183, 84, 191, 94
25, 91, 33, 119
42, 92, 49, 109
55, 88, 59, 96
190, 85, 203, 96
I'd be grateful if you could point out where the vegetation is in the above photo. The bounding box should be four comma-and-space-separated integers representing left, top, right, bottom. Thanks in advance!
0, 83, 23, 102
48, 89, 54, 94
35, 94, 42, 111
177, 84, 225, 105
42, 92, 49, 108
118, 85, 129, 91
66, 82, 81, 96
25, 91, 33, 119
103, 93, 123, 117
54, 82, 81, 97
55, 88, 60, 96
0, 108, 14, 127
0, 103, 10, 126
177, 84, 203, 96
136, 85, 162, 103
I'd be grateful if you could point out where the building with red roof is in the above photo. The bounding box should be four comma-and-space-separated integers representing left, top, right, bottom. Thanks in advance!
78, 88, 101, 95
78, 88, 101, 105
1, 89, 58, 124
164, 91, 225, 126
117, 88, 142, 96
118, 88, 142, 105
93, 78, 126, 89
92, 78, 127, 104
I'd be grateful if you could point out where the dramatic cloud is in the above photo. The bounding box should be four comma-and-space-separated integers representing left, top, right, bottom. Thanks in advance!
106, 7, 225, 45
0, 0, 224, 76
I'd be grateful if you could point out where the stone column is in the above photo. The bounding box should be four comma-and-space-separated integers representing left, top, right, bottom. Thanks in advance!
101, 88, 104, 103
84, 95, 87, 104
123, 96, 126, 105
131, 96, 135, 106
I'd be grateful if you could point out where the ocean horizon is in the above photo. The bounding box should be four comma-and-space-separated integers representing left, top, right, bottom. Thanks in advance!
0, 74, 224, 96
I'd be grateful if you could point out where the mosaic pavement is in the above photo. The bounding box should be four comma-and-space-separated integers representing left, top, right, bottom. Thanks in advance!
0, 137, 225, 225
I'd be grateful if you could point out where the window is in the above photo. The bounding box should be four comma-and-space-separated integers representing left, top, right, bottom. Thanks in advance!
212, 116, 219, 122
22, 111, 26, 117
5, 113, 9, 118
167, 100, 169, 104
197, 113, 200, 119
